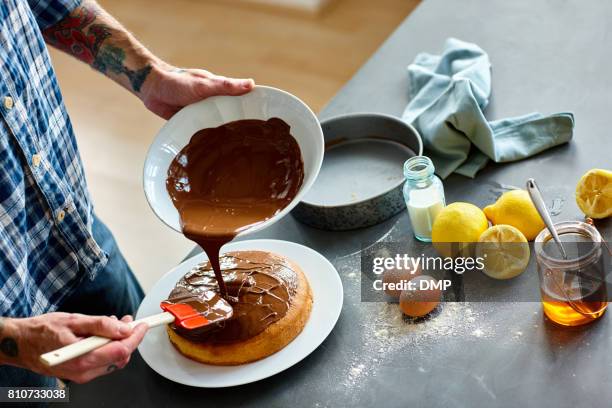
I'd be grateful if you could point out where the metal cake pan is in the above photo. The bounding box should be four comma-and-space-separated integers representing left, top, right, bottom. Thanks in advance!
292, 112, 423, 230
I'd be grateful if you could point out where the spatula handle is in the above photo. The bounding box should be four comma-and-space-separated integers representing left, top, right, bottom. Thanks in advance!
39, 312, 175, 367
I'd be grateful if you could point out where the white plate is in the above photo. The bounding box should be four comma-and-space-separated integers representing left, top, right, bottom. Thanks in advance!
142, 85, 324, 234
136, 239, 343, 388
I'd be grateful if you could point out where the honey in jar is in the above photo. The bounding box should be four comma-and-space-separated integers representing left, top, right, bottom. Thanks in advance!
535, 221, 607, 326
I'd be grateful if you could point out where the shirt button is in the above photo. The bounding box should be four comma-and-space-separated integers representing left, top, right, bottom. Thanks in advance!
56, 210, 66, 223
32, 153, 42, 168
3, 96, 13, 110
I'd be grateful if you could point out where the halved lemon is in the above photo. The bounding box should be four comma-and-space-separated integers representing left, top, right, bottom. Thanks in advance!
576, 169, 612, 219
476, 225, 530, 280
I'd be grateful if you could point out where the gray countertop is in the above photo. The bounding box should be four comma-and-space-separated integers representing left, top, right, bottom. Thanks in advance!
68, 0, 612, 406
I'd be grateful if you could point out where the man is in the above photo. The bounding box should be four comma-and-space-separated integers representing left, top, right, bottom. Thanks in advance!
0, 0, 254, 386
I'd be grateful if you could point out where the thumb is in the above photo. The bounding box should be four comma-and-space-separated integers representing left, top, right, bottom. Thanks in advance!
70, 315, 133, 339
199, 76, 255, 98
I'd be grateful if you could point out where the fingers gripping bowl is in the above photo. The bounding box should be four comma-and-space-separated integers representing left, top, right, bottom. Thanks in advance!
143, 85, 325, 235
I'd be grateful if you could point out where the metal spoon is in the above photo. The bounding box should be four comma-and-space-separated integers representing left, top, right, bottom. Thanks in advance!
526, 178, 568, 259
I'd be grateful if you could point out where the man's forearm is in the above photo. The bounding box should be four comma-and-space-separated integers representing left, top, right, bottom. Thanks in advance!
43, 0, 161, 94
0, 318, 20, 366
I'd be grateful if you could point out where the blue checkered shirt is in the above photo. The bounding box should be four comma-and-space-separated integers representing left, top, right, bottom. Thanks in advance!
0, 0, 108, 317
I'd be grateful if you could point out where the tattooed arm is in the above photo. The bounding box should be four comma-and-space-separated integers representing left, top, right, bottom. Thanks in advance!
43, 1, 157, 95
43, 0, 254, 119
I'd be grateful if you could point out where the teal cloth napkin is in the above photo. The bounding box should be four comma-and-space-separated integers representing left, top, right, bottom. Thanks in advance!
402, 38, 574, 179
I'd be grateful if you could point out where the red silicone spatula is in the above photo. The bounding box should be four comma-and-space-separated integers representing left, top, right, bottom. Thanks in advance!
39, 297, 231, 367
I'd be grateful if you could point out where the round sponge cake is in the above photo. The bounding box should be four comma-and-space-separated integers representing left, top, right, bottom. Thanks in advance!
166, 250, 312, 365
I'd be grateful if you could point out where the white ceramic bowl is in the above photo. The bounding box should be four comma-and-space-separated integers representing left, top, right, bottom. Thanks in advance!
143, 85, 324, 235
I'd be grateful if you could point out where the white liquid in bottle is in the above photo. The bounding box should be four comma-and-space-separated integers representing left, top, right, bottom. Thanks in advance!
403, 156, 446, 242
407, 188, 444, 240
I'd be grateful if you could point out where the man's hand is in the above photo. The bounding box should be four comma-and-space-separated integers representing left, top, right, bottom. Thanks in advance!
1, 313, 147, 383
43, 0, 255, 120
140, 65, 255, 119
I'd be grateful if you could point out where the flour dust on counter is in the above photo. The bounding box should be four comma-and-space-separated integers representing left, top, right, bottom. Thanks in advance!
340, 300, 545, 390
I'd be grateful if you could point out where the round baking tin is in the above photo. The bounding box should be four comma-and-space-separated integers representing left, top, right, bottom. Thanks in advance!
292, 112, 423, 230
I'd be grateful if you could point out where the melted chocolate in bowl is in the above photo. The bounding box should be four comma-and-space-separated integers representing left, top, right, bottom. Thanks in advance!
166, 118, 304, 300
167, 251, 298, 343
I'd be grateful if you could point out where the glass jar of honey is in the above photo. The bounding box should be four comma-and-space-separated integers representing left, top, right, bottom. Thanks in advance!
534, 221, 607, 326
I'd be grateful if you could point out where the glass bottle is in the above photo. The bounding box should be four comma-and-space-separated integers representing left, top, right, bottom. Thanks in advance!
403, 156, 445, 242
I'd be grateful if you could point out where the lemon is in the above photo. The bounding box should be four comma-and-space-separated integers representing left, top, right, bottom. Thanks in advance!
483, 189, 544, 241
575, 169, 612, 219
431, 202, 489, 258
476, 225, 530, 280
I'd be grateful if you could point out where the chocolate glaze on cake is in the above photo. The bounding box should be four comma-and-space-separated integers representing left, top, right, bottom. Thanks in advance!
166, 118, 304, 299
167, 250, 298, 343
162, 286, 233, 326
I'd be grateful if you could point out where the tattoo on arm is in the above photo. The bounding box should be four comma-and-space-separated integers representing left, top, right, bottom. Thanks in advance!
0, 318, 18, 358
42, 2, 152, 93
0, 338, 18, 358
93, 46, 152, 93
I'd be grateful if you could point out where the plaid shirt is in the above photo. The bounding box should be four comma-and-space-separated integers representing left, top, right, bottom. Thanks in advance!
0, 0, 108, 317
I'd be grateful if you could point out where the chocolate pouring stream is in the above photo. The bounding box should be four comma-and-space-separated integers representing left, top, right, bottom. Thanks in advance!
166, 118, 304, 332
